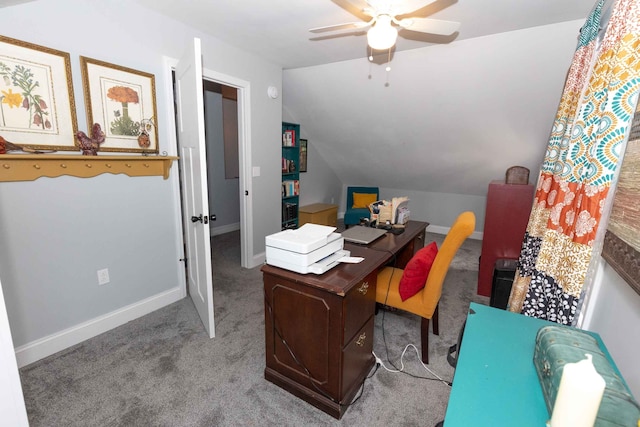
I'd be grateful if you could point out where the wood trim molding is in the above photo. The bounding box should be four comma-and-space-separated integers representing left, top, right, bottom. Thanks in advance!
602, 230, 640, 296
0, 154, 178, 182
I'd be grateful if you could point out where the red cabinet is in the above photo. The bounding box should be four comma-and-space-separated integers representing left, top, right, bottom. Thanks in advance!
478, 181, 534, 296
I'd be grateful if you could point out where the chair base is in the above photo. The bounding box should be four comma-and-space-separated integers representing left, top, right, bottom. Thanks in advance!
420, 304, 439, 364
376, 303, 439, 364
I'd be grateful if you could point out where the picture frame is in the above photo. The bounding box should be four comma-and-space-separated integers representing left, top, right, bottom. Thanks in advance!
299, 138, 308, 173
601, 102, 640, 296
79, 56, 158, 153
0, 35, 78, 151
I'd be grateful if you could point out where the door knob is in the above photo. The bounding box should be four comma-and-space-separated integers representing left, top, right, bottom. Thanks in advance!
210, 214, 217, 221
191, 214, 203, 223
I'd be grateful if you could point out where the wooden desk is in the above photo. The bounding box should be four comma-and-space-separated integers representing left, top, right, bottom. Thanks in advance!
444, 303, 621, 426
262, 221, 427, 419
365, 221, 426, 268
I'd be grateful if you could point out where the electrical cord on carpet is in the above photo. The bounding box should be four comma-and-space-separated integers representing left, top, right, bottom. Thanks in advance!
377, 255, 452, 387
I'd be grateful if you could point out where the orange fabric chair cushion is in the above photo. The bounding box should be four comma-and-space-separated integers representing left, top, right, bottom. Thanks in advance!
398, 242, 438, 301
351, 192, 378, 208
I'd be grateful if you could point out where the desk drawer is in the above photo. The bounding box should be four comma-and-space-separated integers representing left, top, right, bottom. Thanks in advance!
343, 271, 377, 344
342, 316, 374, 398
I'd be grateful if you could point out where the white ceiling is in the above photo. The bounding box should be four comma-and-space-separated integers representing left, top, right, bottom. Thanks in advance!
131, 0, 594, 69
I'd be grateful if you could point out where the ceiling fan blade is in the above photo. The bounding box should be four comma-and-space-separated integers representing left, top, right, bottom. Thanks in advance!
366, 0, 438, 16
397, 17, 460, 35
309, 20, 373, 33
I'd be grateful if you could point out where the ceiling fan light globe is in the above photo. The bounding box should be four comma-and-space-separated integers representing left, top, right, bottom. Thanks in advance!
367, 23, 398, 50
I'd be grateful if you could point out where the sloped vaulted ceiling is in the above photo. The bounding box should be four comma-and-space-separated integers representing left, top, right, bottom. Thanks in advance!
131, 0, 594, 197
283, 20, 587, 196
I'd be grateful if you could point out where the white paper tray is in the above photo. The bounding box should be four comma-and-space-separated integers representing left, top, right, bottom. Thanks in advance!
266, 250, 350, 274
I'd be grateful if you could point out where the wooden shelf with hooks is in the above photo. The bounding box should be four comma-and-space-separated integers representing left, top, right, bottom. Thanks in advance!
0, 154, 178, 182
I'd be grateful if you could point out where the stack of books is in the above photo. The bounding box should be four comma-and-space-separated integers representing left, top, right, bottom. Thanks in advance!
282, 180, 299, 197
282, 202, 298, 222
282, 129, 296, 147
282, 158, 296, 173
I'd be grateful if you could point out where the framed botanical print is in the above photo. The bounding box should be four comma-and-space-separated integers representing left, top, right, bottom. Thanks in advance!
80, 56, 158, 153
0, 35, 78, 151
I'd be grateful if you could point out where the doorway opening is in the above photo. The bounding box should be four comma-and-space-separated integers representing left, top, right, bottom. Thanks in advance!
166, 42, 253, 336
167, 57, 253, 274
202, 80, 241, 242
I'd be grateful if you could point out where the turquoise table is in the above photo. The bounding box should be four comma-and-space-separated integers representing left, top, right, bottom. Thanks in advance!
444, 303, 618, 426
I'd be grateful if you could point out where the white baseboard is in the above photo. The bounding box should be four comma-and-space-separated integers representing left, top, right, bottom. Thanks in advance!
14, 287, 183, 368
252, 251, 266, 269
427, 224, 483, 240
210, 222, 240, 236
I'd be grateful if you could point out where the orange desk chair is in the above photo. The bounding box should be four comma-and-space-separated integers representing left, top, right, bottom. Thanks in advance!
376, 211, 476, 364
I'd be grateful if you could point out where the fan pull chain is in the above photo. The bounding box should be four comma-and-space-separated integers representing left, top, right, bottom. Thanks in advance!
368, 46, 373, 80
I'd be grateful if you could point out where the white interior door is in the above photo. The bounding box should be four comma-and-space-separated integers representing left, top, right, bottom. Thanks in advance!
176, 38, 215, 338
0, 278, 28, 426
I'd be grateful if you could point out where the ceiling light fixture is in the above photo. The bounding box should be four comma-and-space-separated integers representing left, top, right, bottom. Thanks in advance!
366, 15, 397, 50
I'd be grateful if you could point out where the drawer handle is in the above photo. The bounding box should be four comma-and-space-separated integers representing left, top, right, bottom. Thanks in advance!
356, 332, 367, 347
358, 281, 369, 295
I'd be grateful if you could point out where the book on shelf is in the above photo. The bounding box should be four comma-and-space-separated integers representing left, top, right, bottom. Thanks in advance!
282, 202, 298, 222
281, 158, 296, 173
282, 129, 296, 147
282, 180, 300, 197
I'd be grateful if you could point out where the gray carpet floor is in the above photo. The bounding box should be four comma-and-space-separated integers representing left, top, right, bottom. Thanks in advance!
19, 228, 488, 427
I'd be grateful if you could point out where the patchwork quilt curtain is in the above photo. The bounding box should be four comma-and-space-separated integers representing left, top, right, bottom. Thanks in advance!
508, 0, 640, 324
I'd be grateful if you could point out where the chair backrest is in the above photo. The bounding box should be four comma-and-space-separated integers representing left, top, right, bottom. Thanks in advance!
420, 211, 476, 316
346, 186, 379, 209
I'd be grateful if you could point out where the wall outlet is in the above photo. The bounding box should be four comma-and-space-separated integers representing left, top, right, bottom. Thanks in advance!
97, 268, 110, 285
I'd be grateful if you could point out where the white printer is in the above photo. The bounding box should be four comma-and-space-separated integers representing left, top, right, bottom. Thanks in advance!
265, 223, 349, 274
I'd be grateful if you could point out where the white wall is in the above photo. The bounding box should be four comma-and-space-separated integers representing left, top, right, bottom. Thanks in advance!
0, 0, 282, 366
204, 90, 241, 234
583, 260, 640, 398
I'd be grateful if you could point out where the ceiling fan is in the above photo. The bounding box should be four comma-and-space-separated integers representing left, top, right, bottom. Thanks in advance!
310, 0, 461, 50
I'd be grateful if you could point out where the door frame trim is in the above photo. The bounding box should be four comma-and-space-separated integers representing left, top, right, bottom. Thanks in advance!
162, 56, 253, 274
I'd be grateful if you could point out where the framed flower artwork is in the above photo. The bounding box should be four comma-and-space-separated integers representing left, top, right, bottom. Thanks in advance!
80, 56, 158, 153
0, 35, 78, 151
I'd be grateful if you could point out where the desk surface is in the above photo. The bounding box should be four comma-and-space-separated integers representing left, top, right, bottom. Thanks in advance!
262, 220, 428, 295
262, 243, 389, 294
445, 303, 617, 426
360, 220, 427, 254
